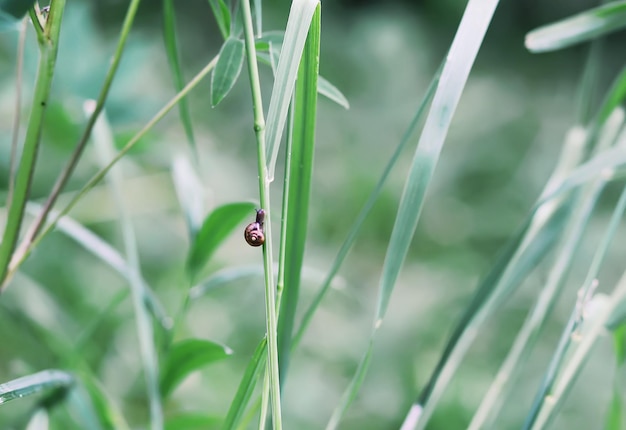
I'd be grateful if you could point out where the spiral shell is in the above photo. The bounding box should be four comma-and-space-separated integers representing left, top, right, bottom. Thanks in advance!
244, 209, 266, 247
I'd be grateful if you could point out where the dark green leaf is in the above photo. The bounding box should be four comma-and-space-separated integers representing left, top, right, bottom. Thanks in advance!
186, 201, 256, 283
318, 76, 349, 109
0, 0, 35, 20
160, 339, 232, 398
211, 37, 245, 107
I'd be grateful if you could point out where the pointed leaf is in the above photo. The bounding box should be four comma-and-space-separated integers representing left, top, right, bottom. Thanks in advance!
160, 339, 233, 398
186, 202, 256, 283
526, 1, 626, 53
318, 76, 349, 109
211, 37, 245, 107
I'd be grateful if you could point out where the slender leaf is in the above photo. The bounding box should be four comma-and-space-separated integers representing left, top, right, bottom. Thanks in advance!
160, 339, 233, 398
605, 325, 626, 430
186, 202, 256, 283
207, 0, 231, 40
526, 1, 626, 53
70, 373, 131, 430
222, 337, 267, 430
327, 0, 501, 427
211, 37, 245, 107
172, 155, 206, 236
0, 370, 73, 405
597, 66, 626, 126
276, 3, 321, 382
163, 0, 197, 154
264, 0, 319, 181
25, 409, 48, 430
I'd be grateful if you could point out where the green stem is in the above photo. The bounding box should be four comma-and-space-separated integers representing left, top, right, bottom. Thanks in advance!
0, 0, 66, 293
241, 0, 282, 428
10, 0, 142, 283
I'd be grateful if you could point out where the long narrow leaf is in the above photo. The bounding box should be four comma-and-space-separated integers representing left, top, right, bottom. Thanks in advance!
264, 0, 319, 181
326, 0, 501, 427
0, 370, 73, 405
211, 37, 245, 107
276, 3, 320, 382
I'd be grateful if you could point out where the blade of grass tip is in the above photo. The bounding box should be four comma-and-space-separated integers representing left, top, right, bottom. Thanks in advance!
469, 109, 626, 430
276, 3, 320, 384
317, 76, 350, 109
7, 0, 142, 284
7, 18, 27, 208
326, 0, 500, 428
86, 101, 163, 430
0, 370, 73, 405
0, 0, 66, 290
264, 0, 319, 181
5, 55, 220, 285
222, 337, 267, 430
292, 69, 440, 350
240, 0, 281, 426
163, 0, 197, 157
525, 1, 626, 54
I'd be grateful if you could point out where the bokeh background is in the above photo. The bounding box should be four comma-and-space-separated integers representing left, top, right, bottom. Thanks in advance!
0, 0, 623, 429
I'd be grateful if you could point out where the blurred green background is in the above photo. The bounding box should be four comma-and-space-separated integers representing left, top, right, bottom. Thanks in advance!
0, 0, 623, 429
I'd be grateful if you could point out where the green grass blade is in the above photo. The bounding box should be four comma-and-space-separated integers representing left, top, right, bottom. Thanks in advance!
605, 325, 626, 430
75, 372, 131, 430
211, 37, 245, 107
207, 0, 231, 40
596, 66, 626, 126
25, 409, 48, 430
163, 0, 197, 154
264, 0, 319, 181
0, 370, 73, 405
186, 202, 256, 283
328, 1, 500, 427
276, 4, 320, 382
222, 337, 267, 430
526, 1, 626, 53
160, 339, 233, 398
292, 71, 440, 349
89, 103, 163, 430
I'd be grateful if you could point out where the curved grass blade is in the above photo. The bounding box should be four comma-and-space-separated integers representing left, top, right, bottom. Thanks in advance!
293, 70, 440, 349
222, 337, 267, 430
70, 373, 131, 430
160, 339, 233, 398
526, 1, 626, 53
163, 0, 197, 154
276, 3, 320, 382
186, 201, 256, 283
0, 370, 73, 405
264, 0, 319, 181
211, 37, 245, 107
88, 103, 163, 430
207, 0, 231, 40
326, 0, 500, 427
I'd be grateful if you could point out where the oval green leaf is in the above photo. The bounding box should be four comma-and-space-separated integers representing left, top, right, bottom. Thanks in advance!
160, 339, 232, 398
211, 37, 245, 107
186, 201, 256, 283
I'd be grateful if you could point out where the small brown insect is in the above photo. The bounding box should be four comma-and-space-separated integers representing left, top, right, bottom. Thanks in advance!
244, 209, 265, 247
